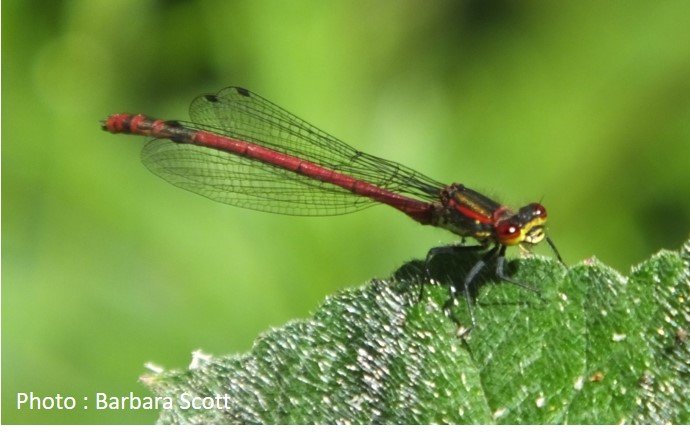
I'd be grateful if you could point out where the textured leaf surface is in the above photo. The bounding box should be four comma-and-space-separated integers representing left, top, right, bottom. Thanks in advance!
142, 240, 690, 424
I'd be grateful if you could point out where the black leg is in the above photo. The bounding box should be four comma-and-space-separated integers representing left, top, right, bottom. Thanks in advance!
546, 235, 566, 266
421, 244, 485, 303
426, 243, 499, 335
495, 246, 546, 305
453, 245, 501, 330
424, 242, 548, 334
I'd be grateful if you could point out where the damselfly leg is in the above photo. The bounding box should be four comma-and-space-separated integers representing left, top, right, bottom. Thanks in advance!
425, 243, 545, 335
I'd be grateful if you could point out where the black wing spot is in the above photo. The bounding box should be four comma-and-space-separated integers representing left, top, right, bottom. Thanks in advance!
205, 94, 219, 103
236, 87, 250, 97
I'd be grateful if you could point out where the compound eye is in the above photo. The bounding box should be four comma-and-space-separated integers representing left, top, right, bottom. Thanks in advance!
531, 203, 547, 218
496, 221, 522, 245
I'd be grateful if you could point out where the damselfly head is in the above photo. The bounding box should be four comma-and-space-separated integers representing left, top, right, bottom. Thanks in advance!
495, 203, 548, 246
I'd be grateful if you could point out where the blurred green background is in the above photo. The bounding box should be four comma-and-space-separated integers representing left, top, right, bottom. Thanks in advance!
3, 0, 690, 424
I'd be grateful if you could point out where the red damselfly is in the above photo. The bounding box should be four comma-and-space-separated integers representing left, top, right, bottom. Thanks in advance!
103, 86, 563, 329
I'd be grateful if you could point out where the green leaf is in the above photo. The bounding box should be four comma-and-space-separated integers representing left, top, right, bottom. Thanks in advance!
142, 239, 690, 424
